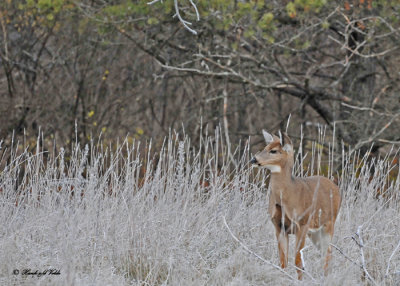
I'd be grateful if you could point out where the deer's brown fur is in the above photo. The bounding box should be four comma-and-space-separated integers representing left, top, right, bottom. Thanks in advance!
251, 131, 341, 279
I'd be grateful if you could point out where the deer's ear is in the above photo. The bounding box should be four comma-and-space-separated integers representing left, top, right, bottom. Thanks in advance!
262, 130, 274, 144
282, 133, 293, 152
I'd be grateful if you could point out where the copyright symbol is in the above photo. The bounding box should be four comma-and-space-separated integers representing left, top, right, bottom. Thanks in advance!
13, 269, 19, 275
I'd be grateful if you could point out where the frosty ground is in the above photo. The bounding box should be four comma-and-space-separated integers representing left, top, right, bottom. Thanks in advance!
0, 134, 399, 285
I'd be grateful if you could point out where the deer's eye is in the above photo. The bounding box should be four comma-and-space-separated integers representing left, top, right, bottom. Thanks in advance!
270, 150, 277, 154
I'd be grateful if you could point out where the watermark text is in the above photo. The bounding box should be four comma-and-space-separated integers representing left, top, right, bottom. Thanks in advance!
13, 268, 61, 278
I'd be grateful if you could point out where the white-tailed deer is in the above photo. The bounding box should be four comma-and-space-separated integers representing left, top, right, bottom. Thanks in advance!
250, 130, 341, 279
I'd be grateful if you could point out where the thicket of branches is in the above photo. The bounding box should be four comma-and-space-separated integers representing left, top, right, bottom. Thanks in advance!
1, 0, 399, 156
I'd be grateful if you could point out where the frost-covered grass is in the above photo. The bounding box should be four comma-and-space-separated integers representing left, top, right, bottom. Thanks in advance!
0, 132, 399, 286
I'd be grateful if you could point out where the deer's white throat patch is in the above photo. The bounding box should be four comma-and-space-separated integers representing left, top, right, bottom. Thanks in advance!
265, 165, 281, 173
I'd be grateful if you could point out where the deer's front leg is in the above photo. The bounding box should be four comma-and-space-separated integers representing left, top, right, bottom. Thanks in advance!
271, 205, 289, 269
274, 224, 289, 269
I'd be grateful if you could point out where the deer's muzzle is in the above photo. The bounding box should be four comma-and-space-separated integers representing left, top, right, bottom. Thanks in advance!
250, 157, 258, 165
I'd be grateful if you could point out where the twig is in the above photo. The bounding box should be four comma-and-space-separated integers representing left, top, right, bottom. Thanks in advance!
385, 239, 400, 277
147, 0, 162, 5
222, 86, 238, 169
341, 102, 396, 117
173, 0, 198, 35
377, 139, 400, 145
189, 0, 200, 21
354, 113, 400, 151
352, 226, 378, 286
328, 35, 398, 59
285, 114, 291, 133
222, 216, 296, 281
299, 245, 308, 270
147, 0, 199, 34
331, 243, 362, 269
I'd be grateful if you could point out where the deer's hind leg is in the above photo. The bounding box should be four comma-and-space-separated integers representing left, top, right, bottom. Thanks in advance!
323, 222, 334, 275
307, 222, 334, 275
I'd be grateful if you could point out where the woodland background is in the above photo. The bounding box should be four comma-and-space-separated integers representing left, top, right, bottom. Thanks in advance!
0, 0, 399, 156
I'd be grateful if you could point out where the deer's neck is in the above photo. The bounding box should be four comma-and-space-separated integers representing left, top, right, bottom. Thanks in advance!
269, 164, 295, 192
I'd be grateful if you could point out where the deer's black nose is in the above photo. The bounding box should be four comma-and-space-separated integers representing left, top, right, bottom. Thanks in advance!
250, 157, 258, 165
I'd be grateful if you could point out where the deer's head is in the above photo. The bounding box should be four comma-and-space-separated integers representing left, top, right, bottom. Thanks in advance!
250, 130, 294, 173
